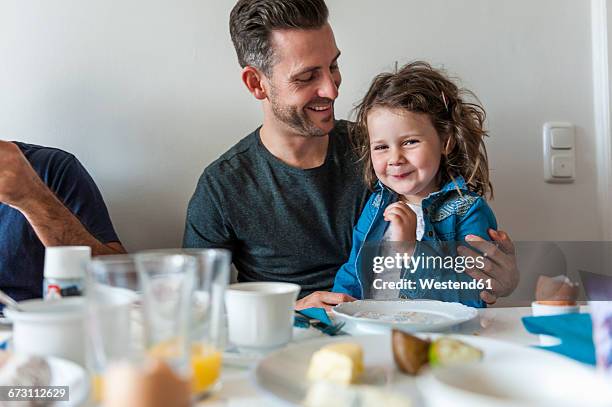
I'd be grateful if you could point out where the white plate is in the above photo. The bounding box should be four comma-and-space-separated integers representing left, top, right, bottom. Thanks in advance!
253, 333, 612, 407
48, 356, 89, 406
254, 334, 410, 406
224, 326, 324, 368
332, 300, 478, 334
418, 357, 612, 407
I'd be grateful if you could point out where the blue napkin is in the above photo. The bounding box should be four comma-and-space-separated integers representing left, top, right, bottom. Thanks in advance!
522, 313, 595, 365
294, 307, 333, 328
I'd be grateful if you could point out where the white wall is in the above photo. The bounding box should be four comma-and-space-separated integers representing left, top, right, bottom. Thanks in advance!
0, 0, 601, 250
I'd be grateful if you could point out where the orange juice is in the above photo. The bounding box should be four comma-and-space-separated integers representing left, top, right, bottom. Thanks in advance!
191, 344, 222, 394
91, 374, 104, 403
148, 339, 222, 394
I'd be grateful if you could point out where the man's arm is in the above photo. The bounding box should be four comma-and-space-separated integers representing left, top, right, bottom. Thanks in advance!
0, 141, 125, 255
17, 187, 126, 255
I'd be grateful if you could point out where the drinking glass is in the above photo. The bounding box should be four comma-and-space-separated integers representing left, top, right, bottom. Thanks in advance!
138, 248, 231, 395
188, 249, 231, 395
134, 252, 196, 378
86, 255, 142, 403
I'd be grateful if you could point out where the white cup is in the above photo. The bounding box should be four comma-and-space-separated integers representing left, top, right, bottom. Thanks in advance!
5, 298, 86, 365
224, 282, 300, 350
531, 301, 580, 346
44, 246, 91, 279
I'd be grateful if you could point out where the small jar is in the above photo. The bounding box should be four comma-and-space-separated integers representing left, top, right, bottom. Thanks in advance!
43, 246, 91, 299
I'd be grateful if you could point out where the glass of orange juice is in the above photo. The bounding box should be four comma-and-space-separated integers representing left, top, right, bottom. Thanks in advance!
131, 249, 230, 397
188, 249, 231, 396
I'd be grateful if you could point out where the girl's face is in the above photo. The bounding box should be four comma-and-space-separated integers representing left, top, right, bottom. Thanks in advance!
367, 107, 443, 203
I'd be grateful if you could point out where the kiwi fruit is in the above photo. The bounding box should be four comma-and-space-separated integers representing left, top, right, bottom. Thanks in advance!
429, 337, 483, 366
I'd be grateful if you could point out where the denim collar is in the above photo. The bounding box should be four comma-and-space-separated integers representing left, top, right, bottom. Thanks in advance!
375, 176, 468, 202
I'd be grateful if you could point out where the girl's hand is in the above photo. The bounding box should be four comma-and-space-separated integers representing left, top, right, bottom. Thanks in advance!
383, 202, 417, 242
295, 291, 356, 311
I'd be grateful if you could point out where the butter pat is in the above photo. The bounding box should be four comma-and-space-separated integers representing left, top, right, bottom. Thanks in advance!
307, 342, 364, 385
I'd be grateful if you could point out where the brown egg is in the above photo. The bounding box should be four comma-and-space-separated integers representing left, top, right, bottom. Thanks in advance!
103, 359, 191, 407
535, 275, 579, 305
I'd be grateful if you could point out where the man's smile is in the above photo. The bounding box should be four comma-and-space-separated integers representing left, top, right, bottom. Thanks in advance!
306, 99, 334, 113
307, 103, 332, 112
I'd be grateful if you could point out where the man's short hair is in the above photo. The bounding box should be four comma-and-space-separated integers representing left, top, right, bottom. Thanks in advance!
229, 0, 329, 76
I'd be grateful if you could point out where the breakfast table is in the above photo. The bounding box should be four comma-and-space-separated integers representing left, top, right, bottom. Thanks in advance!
198, 305, 581, 406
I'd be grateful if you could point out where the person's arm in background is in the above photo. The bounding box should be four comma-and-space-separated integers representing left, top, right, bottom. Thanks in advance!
0, 141, 125, 255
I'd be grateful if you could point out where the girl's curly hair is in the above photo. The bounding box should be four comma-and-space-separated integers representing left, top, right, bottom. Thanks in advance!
352, 61, 493, 199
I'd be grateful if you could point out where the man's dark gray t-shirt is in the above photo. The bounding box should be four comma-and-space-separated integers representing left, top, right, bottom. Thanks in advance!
183, 121, 369, 297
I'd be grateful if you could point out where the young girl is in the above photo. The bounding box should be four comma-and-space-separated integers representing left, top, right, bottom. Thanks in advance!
333, 61, 496, 308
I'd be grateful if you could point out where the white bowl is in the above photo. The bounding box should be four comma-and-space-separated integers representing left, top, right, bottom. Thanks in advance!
4, 298, 86, 366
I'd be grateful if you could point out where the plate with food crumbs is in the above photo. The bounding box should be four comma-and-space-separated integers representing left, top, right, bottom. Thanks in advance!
332, 300, 477, 334
0, 352, 89, 406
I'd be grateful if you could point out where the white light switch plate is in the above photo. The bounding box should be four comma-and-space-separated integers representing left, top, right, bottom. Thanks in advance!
543, 122, 575, 183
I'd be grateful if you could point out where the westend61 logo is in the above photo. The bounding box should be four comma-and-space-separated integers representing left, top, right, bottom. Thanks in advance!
372, 253, 485, 274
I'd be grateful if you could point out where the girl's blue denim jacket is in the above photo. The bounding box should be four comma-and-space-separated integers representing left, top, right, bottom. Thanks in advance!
332, 177, 497, 308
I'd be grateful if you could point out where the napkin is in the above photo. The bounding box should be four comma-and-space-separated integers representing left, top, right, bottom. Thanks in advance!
294, 307, 333, 328
522, 313, 596, 365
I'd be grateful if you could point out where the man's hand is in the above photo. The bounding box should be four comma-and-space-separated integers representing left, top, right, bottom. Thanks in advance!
384, 202, 417, 242
458, 229, 520, 305
295, 291, 356, 311
0, 141, 47, 209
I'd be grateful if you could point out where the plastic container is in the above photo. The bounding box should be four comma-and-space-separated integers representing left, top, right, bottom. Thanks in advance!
4, 298, 86, 365
43, 246, 91, 299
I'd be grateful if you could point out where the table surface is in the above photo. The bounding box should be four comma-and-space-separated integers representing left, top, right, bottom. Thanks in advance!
198, 305, 577, 407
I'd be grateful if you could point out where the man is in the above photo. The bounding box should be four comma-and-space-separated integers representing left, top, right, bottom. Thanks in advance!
0, 140, 125, 301
184, 0, 518, 309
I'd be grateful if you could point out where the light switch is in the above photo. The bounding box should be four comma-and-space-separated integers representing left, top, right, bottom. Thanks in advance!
551, 155, 573, 177
550, 128, 574, 149
543, 122, 575, 183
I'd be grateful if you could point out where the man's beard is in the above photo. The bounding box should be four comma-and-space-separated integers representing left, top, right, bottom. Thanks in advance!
269, 89, 334, 137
